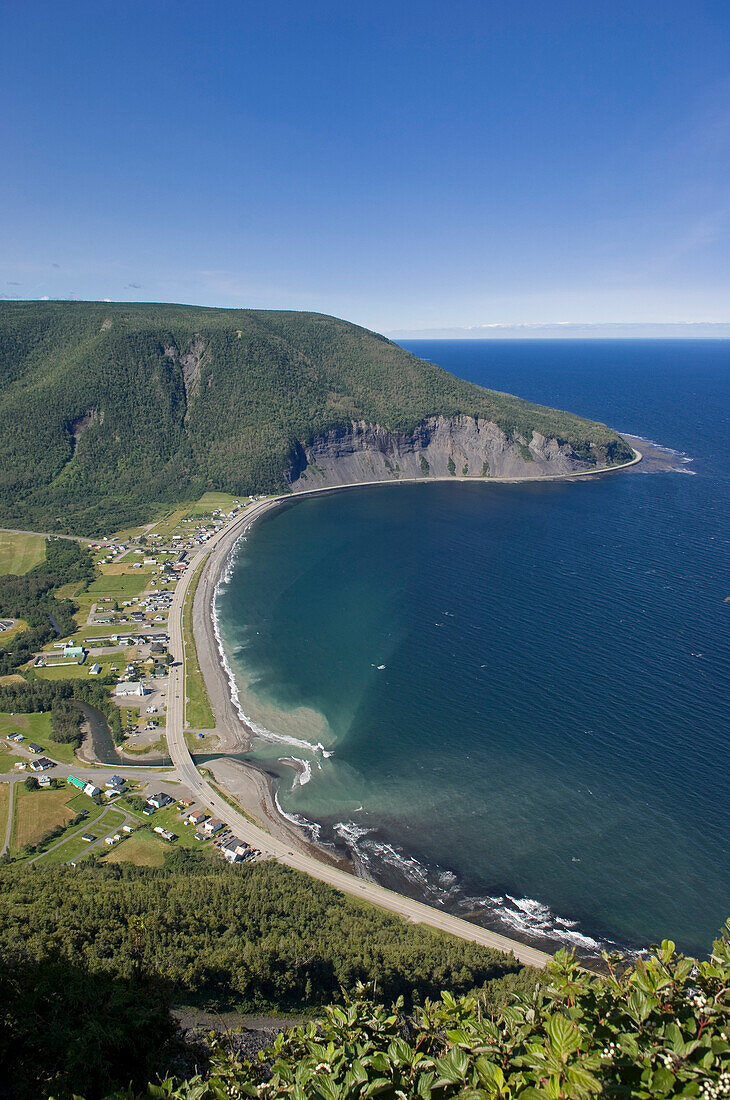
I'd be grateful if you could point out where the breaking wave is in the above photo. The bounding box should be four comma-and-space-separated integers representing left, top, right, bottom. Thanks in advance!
212, 533, 335, 762
330, 820, 620, 957
274, 789, 321, 841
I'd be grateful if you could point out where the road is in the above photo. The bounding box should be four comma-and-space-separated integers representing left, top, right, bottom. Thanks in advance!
1, 777, 16, 855
0, 526, 93, 544
165, 497, 553, 969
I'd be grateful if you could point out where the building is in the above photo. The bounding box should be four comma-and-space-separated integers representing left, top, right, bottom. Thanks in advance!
30, 757, 55, 771
88, 663, 102, 675
67, 775, 85, 790
38, 776, 52, 788
148, 792, 173, 809
153, 826, 176, 842
83, 782, 101, 798
114, 682, 148, 697
105, 775, 125, 788
202, 817, 223, 836
187, 810, 207, 826
27, 742, 43, 754
221, 837, 247, 862
63, 644, 86, 662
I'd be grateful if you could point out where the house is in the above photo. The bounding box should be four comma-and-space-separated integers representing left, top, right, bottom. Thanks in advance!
38, 775, 52, 788
187, 810, 207, 826
202, 817, 223, 836
105, 775, 125, 788
88, 663, 102, 676
221, 837, 247, 862
30, 757, 54, 771
6, 733, 23, 743
148, 792, 172, 809
83, 782, 101, 798
153, 826, 176, 842
67, 775, 86, 790
122, 824, 133, 833
104, 836, 116, 845
104, 789, 120, 800
27, 742, 43, 754
81, 834, 96, 843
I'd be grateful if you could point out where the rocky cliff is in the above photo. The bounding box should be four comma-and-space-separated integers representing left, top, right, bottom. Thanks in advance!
288, 415, 630, 491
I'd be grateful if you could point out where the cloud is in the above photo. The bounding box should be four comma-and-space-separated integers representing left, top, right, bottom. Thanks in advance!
6, 281, 21, 286
51, 263, 60, 269
40, 295, 50, 300
125, 282, 142, 289
103, 298, 111, 302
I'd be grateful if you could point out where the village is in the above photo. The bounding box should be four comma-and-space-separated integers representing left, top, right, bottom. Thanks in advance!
0, 492, 265, 872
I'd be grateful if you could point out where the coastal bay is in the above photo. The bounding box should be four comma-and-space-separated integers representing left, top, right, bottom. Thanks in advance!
210, 340, 730, 959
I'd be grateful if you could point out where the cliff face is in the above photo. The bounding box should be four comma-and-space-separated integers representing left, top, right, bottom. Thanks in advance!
288, 415, 624, 491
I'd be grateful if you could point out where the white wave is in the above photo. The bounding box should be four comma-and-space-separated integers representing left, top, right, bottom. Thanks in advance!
274, 789, 321, 840
288, 757, 312, 787
333, 820, 375, 844
211, 544, 335, 761
621, 432, 695, 470
473, 893, 607, 952
333, 823, 456, 904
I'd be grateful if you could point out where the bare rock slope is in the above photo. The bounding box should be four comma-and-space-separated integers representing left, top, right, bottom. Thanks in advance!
289, 415, 622, 490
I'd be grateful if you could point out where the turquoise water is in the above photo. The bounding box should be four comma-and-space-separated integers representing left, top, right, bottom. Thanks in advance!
215, 341, 730, 958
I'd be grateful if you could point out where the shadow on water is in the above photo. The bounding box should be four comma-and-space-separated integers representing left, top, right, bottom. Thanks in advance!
75, 701, 172, 767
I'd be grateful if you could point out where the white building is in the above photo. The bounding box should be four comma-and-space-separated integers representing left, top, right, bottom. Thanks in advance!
114, 682, 148, 697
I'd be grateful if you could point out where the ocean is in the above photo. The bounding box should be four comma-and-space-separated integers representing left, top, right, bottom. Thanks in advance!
213, 340, 730, 958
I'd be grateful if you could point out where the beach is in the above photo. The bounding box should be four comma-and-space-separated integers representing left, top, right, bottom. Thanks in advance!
192, 445, 644, 850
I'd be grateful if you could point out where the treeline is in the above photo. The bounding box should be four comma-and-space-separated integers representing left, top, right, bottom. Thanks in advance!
0, 537, 94, 674
0, 301, 633, 534
0, 675, 123, 744
0, 855, 534, 1013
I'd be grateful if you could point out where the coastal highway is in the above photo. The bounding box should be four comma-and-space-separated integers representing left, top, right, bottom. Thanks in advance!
164, 454, 640, 969
164, 496, 554, 969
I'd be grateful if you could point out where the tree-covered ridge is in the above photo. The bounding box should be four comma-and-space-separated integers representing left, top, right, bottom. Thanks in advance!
0, 856, 532, 1011
0, 301, 632, 534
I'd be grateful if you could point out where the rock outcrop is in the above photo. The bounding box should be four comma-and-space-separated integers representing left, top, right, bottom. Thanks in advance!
288, 415, 622, 491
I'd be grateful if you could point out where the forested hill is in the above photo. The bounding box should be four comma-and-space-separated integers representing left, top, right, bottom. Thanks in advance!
0, 301, 632, 534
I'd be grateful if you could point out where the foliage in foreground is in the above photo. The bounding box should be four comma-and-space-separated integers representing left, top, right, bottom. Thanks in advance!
115, 927, 730, 1100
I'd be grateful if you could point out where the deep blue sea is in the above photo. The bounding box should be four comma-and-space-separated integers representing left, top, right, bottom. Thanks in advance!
215, 341, 730, 958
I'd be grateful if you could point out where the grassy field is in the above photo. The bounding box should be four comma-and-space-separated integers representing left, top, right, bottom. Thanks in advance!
102, 828, 168, 866
11, 786, 76, 851
0, 673, 26, 686
0, 781, 10, 842
183, 555, 215, 730
0, 531, 46, 575
34, 652, 121, 682
86, 571, 151, 599
0, 711, 80, 766
32, 801, 108, 864
0, 619, 29, 649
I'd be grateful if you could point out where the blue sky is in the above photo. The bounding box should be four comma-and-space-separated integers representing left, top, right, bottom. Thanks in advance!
2, 0, 729, 332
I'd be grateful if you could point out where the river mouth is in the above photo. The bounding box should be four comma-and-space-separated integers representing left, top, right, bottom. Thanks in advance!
76, 701, 172, 767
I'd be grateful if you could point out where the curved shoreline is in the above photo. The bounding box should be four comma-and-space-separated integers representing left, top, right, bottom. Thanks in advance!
176, 448, 643, 965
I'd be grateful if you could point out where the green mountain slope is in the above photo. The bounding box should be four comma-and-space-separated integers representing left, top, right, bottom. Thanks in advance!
0, 301, 632, 534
